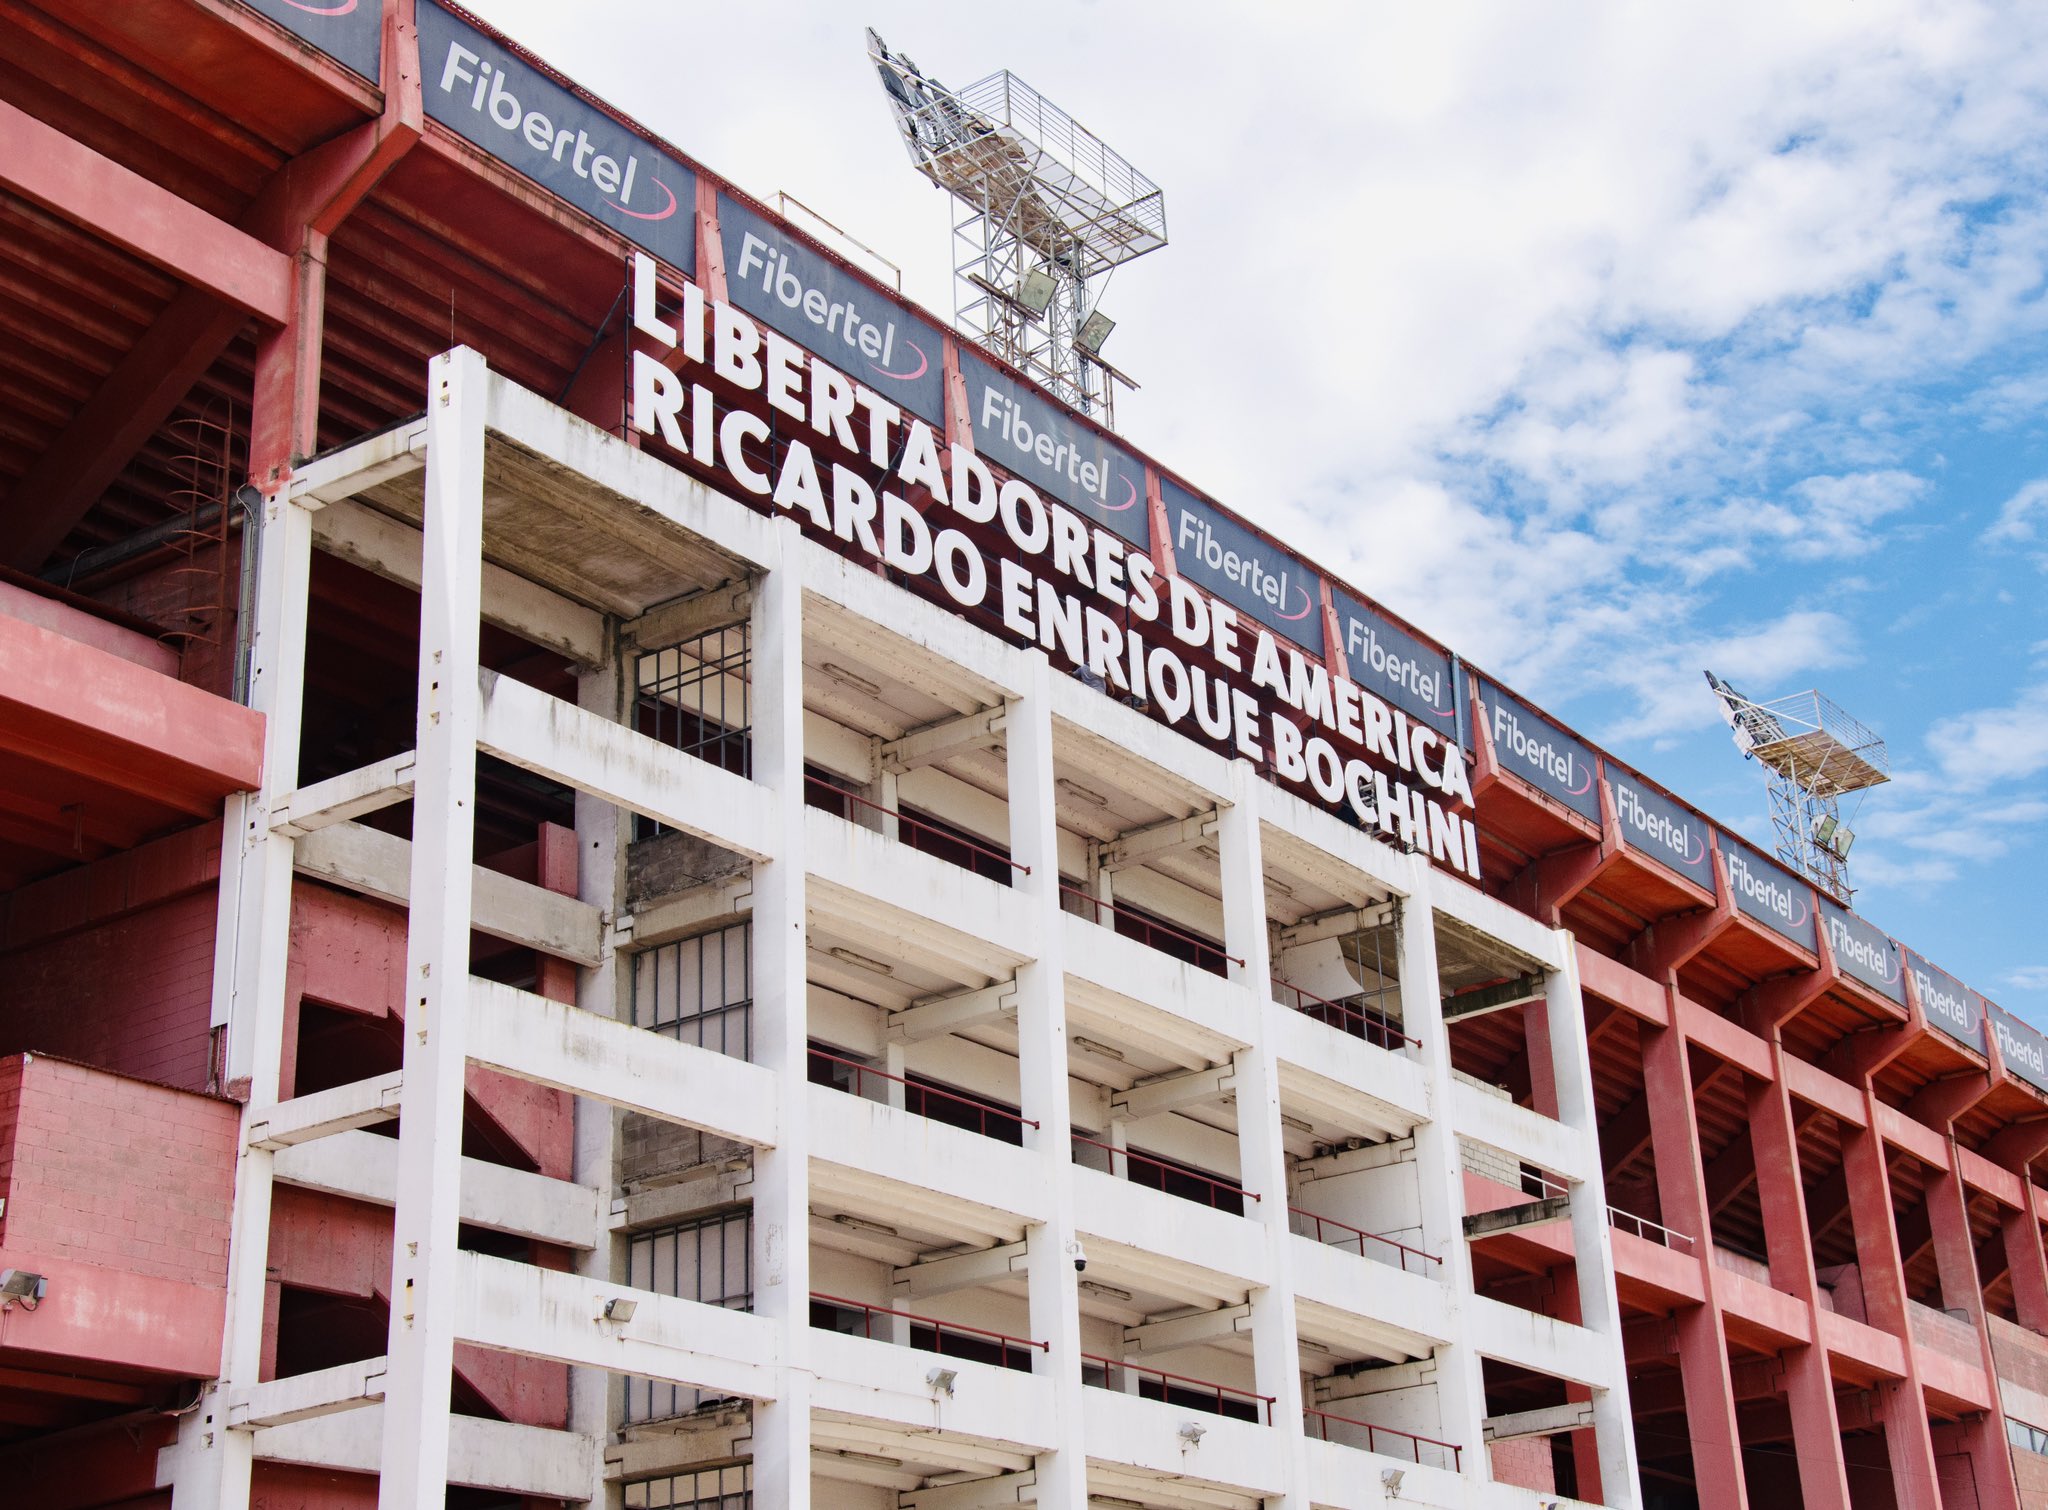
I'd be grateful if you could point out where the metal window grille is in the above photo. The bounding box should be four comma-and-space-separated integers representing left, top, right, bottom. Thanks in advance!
623, 1464, 750, 1508
623, 1210, 753, 1423
632, 920, 752, 1060
636, 625, 751, 836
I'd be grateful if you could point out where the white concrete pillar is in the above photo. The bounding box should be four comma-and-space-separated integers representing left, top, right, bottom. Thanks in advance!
377, 347, 490, 1509
1402, 874, 1491, 1476
747, 519, 811, 1509
1006, 655, 1091, 1510
167, 482, 315, 1509
1545, 951, 1643, 1505
1218, 762, 1307, 1506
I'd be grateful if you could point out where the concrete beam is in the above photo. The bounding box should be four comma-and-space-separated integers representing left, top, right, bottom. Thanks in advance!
1274, 904, 1397, 952
253, 1409, 597, 1501
628, 582, 754, 650
1099, 809, 1221, 874
1484, 1401, 1596, 1442
1443, 974, 1547, 1023
1463, 1196, 1572, 1238
467, 977, 778, 1149
293, 820, 603, 966
900, 1471, 1039, 1509
1111, 1064, 1238, 1121
270, 753, 416, 838
893, 1241, 1030, 1300
1122, 1302, 1253, 1355
229, 1357, 386, 1430
478, 670, 772, 860
880, 707, 1008, 775
271, 1130, 601, 1250
246, 1071, 402, 1150
886, 982, 1018, 1045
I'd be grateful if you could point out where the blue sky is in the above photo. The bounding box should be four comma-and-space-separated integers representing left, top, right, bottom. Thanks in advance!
469, 0, 2048, 1025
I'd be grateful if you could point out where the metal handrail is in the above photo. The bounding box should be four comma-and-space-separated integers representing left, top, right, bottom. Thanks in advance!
810, 1051, 1038, 1137
1303, 1406, 1463, 1470
1606, 1205, 1696, 1252
807, 774, 1027, 873
1288, 1207, 1440, 1273
1059, 883, 1242, 969
1082, 1352, 1275, 1425
812, 1292, 1048, 1370
1270, 975, 1419, 1050
1071, 1134, 1257, 1207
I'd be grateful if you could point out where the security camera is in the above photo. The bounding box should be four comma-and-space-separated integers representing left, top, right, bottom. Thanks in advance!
1066, 1238, 1088, 1273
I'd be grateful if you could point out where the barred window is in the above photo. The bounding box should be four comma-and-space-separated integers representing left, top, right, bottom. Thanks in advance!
2011, 1416, 2048, 1457
637, 624, 751, 777
623, 1463, 749, 1508
624, 1209, 752, 1423
632, 920, 751, 1059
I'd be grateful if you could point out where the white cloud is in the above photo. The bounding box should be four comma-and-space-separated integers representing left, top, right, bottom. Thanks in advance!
1986, 479, 2048, 545
2006, 966, 2048, 992
1927, 681, 2048, 787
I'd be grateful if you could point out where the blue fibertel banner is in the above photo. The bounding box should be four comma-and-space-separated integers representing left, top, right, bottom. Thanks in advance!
419, 2, 696, 275
242, 0, 382, 82
1331, 590, 1458, 744
1990, 1003, 2048, 1092
1477, 680, 1600, 822
1160, 478, 1324, 654
1818, 898, 1906, 1006
1906, 949, 1987, 1052
1721, 835, 1817, 953
717, 192, 947, 428
1606, 767, 1717, 893
958, 348, 1148, 550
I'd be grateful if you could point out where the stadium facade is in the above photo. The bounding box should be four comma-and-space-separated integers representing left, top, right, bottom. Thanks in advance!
1, 4, 2046, 1508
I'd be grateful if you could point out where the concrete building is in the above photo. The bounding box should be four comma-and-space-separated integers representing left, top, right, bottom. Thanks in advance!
0, 4, 2045, 1509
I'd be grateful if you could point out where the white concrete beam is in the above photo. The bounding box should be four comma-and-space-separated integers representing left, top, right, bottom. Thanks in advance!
1483, 1401, 1595, 1441
288, 419, 426, 507
880, 707, 1008, 775
467, 977, 778, 1148
901, 1472, 1039, 1509
1274, 905, 1397, 952
292, 820, 603, 967
1098, 810, 1220, 874
456, 1249, 779, 1400
478, 669, 773, 860
308, 495, 607, 666
1122, 1302, 1253, 1355
246, 1072, 402, 1150
886, 982, 1019, 1045
628, 581, 752, 649
229, 1357, 386, 1430
271, 1129, 601, 1250
270, 753, 416, 838
254, 1408, 597, 1501
893, 1241, 1030, 1300
1110, 1064, 1236, 1122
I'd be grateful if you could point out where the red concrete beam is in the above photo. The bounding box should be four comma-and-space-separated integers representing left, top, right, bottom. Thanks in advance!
0, 99, 289, 323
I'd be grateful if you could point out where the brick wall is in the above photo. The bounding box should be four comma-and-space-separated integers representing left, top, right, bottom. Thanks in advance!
1487, 1435, 1555, 1492
622, 1113, 751, 1191
625, 829, 749, 910
0, 1053, 237, 1287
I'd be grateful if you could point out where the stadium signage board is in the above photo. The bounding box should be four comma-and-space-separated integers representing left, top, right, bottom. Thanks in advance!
625, 254, 1481, 879
1475, 681, 1601, 823
1990, 1003, 2048, 1092
420, 2, 697, 274
242, 0, 382, 82
1331, 590, 1459, 746
1607, 769, 1717, 893
1161, 479, 1323, 656
1721, 835, 1816, 952
1906, 950, 1986, 1052
1817, 899, 1905, 1005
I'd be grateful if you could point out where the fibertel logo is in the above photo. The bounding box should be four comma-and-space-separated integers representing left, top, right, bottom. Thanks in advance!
1613, 782, 1707, 868
435, 44, 678, 222
1825, 914, 1898, 984
734, 233, 929, 385
1492, 702, 1594, 796
282, 0, 357, 13
1725, 847, 1808, 928
1174, 512, 1314, 620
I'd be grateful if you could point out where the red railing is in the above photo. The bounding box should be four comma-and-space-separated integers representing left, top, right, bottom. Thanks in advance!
812, 1292, 1048, 1371
1607, 1205, 1695, 1252
811, 1051, 1038, 1139
1082, 1353, 1275, 1425
1071, 1134, 1256, 1210
1303, 1406, 1462, 1470
806, 774, 1027, 874
1059, 883, 1243, 970
1288, 1207, 1439, 1274
1270, 975, 1418, 1051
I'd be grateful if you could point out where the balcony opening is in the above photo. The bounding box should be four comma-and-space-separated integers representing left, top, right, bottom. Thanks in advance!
809, 1294, 1043, 1373
632, 919, 753, 1061
1272, 908, 1411, 1054
1310, 1357, 1465, 1472
1073, 1133, 1250, 1216
807, 1043, 1032, 1147
1082, 1354, 1269, 1423
623, 1463, 750, 1509
624, 1207, 754, 1424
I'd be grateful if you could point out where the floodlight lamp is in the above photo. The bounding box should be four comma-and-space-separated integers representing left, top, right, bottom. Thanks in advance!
1812, 814, 1839, 846
1178, 1421, 1206, 1445
0, 1269, 47, 1309
1832, 826, 1855, 859
1017, 267, 1058, 318
926, 1366, 958, 1396
1075, 310, 1115, 355
1380, 1466, 1405, 1494
602, 1297, 638, 1323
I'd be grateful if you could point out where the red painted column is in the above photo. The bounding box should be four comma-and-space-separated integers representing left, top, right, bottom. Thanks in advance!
2009, 1179, 2048, 1334
1929, 1149, 2024, 1510
1642, 1010, 1749, 1507
1749, 1050, 1851, 1510
1841, 1089, 1943, 1510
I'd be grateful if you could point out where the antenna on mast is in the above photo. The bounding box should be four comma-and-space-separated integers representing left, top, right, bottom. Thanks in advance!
1704, 671, 1890, 903
865, 27, 1166, 428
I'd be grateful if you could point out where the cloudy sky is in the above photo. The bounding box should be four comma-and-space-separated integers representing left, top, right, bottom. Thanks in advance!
468, 0, 2048, 1023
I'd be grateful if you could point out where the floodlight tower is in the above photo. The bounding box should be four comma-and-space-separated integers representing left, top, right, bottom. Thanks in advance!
866, 28, 1167, 427
1704, 671, 1891, 903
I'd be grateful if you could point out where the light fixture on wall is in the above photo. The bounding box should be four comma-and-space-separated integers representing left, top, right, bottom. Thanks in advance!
926, 1366, 958, 1397
1380, 1466, 1404, 1495
1177, 1421, 1206, 1445
0, 1270, 46, 1311
601, 1297, 637, 1323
